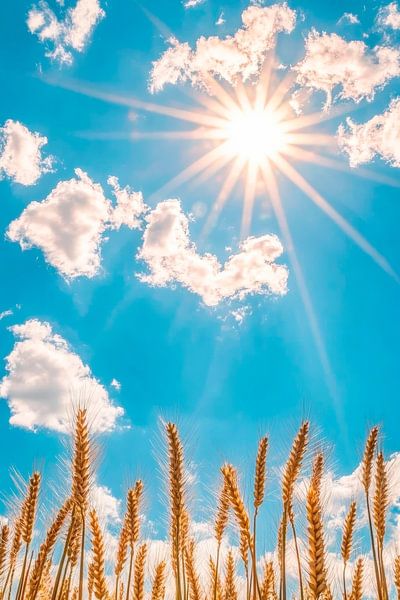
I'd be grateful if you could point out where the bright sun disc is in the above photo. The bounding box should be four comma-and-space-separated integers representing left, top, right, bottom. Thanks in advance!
223, 108, 287, 164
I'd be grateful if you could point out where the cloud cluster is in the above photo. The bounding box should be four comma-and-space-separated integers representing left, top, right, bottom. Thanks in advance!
293, 30, 400, 109
337, 97, 400, 167
376, 2, 400, 30
149, 3, 296, 92
27, 0, 105, 65
7, 169, 147, 280
0, 120, 54, 186
137, 199, 288, 306
0, 319, 123, 433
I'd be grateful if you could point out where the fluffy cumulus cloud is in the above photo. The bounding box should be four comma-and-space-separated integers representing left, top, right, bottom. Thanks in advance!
293, 30, 400, 109
27, 0, 105, 65
337, 97, 400, 167
377, 2, 400, 30
149, 3, 296, 92
0, 319, 123, 433
7, 169, 147, 280
137, 199, 288, 306
0, 120, 54, 186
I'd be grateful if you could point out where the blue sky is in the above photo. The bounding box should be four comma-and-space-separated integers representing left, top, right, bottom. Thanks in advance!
0, 0, 400, 539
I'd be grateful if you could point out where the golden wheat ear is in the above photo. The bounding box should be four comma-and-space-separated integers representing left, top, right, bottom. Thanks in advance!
261, 561, 277, 600
89, 509, 109, 600
341, 501, 356, 600
133, 542, 147, 600
184, 539, 202, 600
15, 470, 41, 600
165, 422, 187, 600
27, 498, 72, 600
393, 555, 400, 600
224, 550, 238, 600
151, 561, 167, 600
254, 436, 268, 510
374, 451, 389, 600
0, 524, 9, 583
306, 453, 328, 600
349, 558, 363, 600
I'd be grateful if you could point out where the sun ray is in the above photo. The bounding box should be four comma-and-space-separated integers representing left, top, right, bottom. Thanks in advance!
149, 141, 233, 199
241, 161, 259, 238
254, 52, 275, 112
284, 133, 334, 147
260, 161, 347, 434
201, 156, 246, 239
282, 144, 400, 188
272, 154, 398, 280
266, 71, 296, 113
48, 73, 398, 281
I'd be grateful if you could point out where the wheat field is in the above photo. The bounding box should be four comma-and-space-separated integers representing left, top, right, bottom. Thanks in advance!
0, 410, 397, 600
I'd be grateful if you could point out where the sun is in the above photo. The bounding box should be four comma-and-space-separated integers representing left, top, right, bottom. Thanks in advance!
222, 106, 288, 164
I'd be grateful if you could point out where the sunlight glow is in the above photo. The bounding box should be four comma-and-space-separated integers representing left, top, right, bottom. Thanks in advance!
222, 108, 288, 164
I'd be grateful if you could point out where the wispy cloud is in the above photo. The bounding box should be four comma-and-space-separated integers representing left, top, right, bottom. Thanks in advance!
337, 12, 360, 25
183, 0, 206, 9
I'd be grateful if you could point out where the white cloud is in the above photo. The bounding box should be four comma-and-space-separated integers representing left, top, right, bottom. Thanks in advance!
27, 0, 105, 65
183, 0, 205, 8
149, 3, 296, 92
0, 319, 123, 433
377, 2, 400, 30
7, 169, 147, 280
136, 199, 288, 306
337, 97, 400, 167
0, 120, 54, 186
293, 30, 400, 109
338, 12, 360, 25
91, 484, 121, 525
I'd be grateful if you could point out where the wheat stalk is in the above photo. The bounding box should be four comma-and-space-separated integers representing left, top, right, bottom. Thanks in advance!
165, 422, 187, 600
361, 426, 382, 600
374, 451, 389, 600
281, 422, 309, 600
